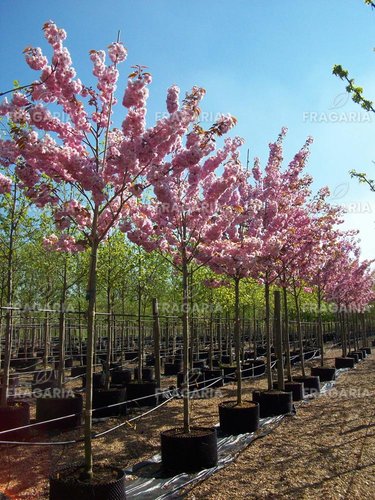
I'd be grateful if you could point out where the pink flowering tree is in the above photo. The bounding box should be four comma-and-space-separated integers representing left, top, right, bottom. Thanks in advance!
0, 21, 211, 478
126, 122, 245, 432
306, 191, 358, 365
325, 254, 375, 355
202, 179, 262, 404
248, 129, 314, 388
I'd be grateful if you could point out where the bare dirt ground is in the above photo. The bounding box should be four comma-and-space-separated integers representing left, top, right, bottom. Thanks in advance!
0, 348, 374, 499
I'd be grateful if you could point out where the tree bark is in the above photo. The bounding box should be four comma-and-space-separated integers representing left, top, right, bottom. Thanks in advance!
234, 277, 242, 405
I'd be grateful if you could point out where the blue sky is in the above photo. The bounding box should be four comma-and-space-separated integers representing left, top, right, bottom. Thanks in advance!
0, 0, 374, 259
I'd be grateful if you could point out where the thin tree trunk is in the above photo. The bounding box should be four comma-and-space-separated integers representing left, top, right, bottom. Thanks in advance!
282, 286, 292, 381
57, 259, 68, 389
182, 248, 190, 433
234, 277, 242, 405
265, 279, 272, 390
0, 183, 17, 408
293, 284, 305, 377
83, 209, 99, 479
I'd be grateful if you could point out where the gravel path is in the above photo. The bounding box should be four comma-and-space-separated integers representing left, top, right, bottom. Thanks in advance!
186, 356, 375, 499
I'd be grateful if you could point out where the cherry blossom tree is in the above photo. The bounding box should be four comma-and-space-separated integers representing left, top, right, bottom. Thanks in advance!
247, 129, 314, 389
126, 121, 246, 432
0, 21, 211, 478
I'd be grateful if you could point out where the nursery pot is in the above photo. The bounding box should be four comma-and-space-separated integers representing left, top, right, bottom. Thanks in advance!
49, 463, 126, 500
0, 401, 30, 440
192, 360, 206, 369
242, 360, 266, 379
347, 352, 359, 363
252, 390, 293, 418
82, 372, 105, 389
163, 362, 181, 376
126, 381, 157, 407
311, 366, 336, 382
133, 367, 154, 382
111, 369, 132, 386
293, 375, 320, 396
363, 347, 371, 355
273, 381, 304, 402
219, 400, 259, 435
36, 393, 83, 431
71, 366, 86, 377
335, 357, 355, 369
161, 427, 218, 473
203, 368, 224, 388
92, 388, 127, 418
222, 366, 237, 383
351, 350, 364, 360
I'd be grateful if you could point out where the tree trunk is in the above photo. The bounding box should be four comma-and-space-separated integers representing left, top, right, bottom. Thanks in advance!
234, 277, 242, 405
282, 286, 292, 381
265, 280, 272, 390
274, 290, 284, 390
182, 250, 190, 433
152, 298, 161, 389
83, 211, 99, 479
293, 285, 305, 377
57, 259, 68, 390
0, 183, 17, 408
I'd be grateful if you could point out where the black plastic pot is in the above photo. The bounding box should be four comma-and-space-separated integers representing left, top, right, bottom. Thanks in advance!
36, 394, 83, 431
203, 369, 224, 388
222, 366, 237, 383
219, 400, 259, 434
363, 347, 372, 355
192, 360, 206, 369
252, 390, 293, 418
133, 367, 154, 382
311, 366, 336, 382
351, 350, 364, 360
49, 463, 126, 500
145, 355, 155, 367
163, 362, 180, 376
293, 375, 320, 396
347, 352, 359, 363
93, 388, 127, 418
71, 366, 86, 377
161, 427, 218, 473
335, 357, 355, 369
111, 369, 132, 386
126, 381, 157, 407
0, 401, 30, 440
65, 358, 73, 368
273, 381, 304, 401
82, 372, 106, 389
124, 351, 138, 361
359, 349, 368, 358
242, 360, 266, 378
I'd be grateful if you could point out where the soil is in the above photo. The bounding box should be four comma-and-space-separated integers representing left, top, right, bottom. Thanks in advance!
162, 427, 215, 438
0, 347, 374, 499
220, 401, 257, 409
52, 464, 123, 485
